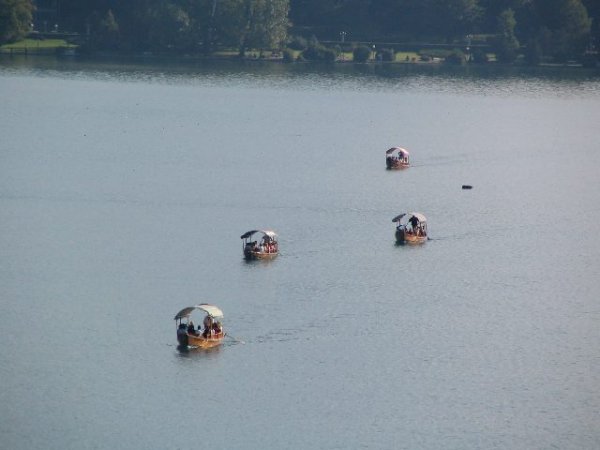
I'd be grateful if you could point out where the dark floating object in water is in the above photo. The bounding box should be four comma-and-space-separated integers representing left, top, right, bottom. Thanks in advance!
462, 185, 473, 189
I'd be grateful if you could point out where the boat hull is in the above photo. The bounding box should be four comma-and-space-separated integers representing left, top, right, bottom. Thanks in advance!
244, 250, 278, 260
395, 230, 427, 244
386, 160, 409, 170
178, 332, 224, 349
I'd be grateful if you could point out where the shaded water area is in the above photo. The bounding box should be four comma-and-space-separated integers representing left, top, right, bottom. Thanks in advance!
1, 56, 599, 449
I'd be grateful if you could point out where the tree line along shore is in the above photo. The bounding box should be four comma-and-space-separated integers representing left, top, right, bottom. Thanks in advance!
1, 1, 599, 67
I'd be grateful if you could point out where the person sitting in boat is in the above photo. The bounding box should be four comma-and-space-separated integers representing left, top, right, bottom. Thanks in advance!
177, 323, 187, 340
262, 235, 271, 252
409, 216, 419, 233
187, 321, 199, 336
203, 315, 214, 338
212, 321, 222, 336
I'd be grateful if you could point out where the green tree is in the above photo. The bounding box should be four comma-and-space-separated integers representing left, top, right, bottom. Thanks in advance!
301, 41, 336, 61
288, 0, 340, 26
183, 0, 224, 54
238, 0, 289, 56
479, 0, 532, 31
263, 0, 289, 48
472, 48, 489, 62
145, 2, 191, 50
97, 9, 120, 49
524, 36, 542, 65
581, 0, 599, 49
429, 0, 482, 41
560, 0, 592, 54
495, 8, 520, 62
29, 0, 600, 54
352, 45, 371, 62
57, 0, 113, 34
444, 49, 467, 64
366, 0, 430, 40
117, 0, 192, 51
533, 0, 591, 60
0, 0, 34, 43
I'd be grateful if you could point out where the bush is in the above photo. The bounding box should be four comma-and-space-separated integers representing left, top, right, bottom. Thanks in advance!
301, 44, 337, 62
282, 48, 294, 63
321, 47, 337, 62
301, 45, 318, 60
353, 45, 371, 63
494, 36, 519, 63
379, 48, 395, 62
524, 38, 542, 66
581, 53, 599, 68
472, 49, 489, 64
444, 50, 466, 65
288, 35, 308, 51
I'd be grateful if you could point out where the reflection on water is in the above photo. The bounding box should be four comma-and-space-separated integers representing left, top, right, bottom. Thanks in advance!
1, 54, 599, 98
175, 344, 222, 358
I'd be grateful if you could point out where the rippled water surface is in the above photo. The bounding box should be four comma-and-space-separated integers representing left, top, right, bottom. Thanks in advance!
1, 57, 599, 450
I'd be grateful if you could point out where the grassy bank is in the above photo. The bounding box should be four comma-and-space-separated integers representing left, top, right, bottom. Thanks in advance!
0, 39, 76, 54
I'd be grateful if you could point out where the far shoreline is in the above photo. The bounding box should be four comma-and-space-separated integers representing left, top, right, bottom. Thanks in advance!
2, 52, 599, 77
1, 36, 598, 71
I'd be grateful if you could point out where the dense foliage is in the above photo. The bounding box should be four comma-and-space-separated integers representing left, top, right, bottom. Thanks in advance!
3, 0, 597, 63
494, 8, 520, 63
352, 45, 371, 63
0, 0, 34, 43
53, 0, 290, 55
290, 0, 596, 62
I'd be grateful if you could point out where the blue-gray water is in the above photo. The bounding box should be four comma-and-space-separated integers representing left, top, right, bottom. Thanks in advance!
1, 57, 599, 450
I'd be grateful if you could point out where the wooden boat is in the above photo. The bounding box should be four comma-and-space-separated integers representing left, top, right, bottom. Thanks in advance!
241, 229, 278, 260
386, 147, 410, 169
392, 212, 428, 244
174, 304, 225, 349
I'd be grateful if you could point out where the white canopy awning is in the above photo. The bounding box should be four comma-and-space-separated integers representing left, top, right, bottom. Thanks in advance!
386, 147, 409, 156
409, 212, 426, 222
392, 212, 427, 224
174, 304, 224, 320
241, 229, 278, 240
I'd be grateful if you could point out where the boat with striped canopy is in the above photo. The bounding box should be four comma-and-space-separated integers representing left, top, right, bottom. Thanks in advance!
392, 212, 428, 244
174, 304, 225, 349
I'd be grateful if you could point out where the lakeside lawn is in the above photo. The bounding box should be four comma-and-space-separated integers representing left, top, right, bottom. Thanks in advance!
0, 39, 496, 64
0, 38, 77, 55
1, 39, 76, 50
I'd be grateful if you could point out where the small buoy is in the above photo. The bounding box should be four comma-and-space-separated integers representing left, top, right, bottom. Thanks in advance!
462, 185, 473, 189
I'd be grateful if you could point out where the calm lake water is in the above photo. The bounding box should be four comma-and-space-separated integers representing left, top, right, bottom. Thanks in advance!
1, 56, 599, 450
